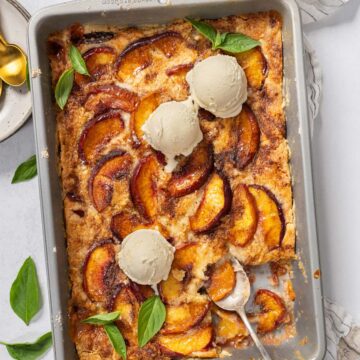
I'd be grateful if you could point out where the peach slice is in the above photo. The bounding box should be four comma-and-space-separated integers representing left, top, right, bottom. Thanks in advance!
130, 92, 162, 146
168, 142, 214, 198
248, 185, 285, 250
84, 84, 139, 114
158, 325, 213, 356
228, 184, 258, 247
89, 151, 132, 212
235, 104, 260, 170
190, 172, 232, 233
110, 211, 167, 240
116, 31, 183, 81
254, 289, 287, 334
173, 242, 200, 270
162, 302, 210, 335
212, 306, 248, 345
78, 110, 124, 164
75, 46, 116, 85
83, 239, 117, 303
110, 285, 140, 345
207, 261, 236, 302
130, 155, 160, 220
166, 63, 194, 77
158, 271, 185, 304
235, 47, 268, 90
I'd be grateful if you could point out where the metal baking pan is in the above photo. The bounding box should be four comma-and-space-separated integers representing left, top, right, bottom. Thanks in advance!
28, 0, 325, 358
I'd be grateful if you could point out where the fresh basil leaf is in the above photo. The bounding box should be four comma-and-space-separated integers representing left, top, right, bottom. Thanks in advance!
10, 257, 41, 326
26, 61, 30, 91
186, 18, 216, 44
0, 332, 52, 360
138, 296, 166, 348
69, 45, 90, 76
55, 68, 74, 110
213, 31, 222, 49
11, 155, 37, 184
217, 33, 260, 53
104, 323, 126, 360
82, 311, 120, 325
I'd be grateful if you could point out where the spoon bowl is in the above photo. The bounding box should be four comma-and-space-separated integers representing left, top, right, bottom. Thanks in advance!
216, 259, 272, 360
0, 34, 27, 87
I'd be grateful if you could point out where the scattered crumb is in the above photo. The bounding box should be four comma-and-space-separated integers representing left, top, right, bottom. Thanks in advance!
297, 259, 308, 282
53, 246, 57, 253
31, 68, 42, 78
219, 349, 231, 358
41, 148, 49, 159
54, 311, 63, 328
313, 269, 321, 279
299, 336, 308, 346
285, 279, 296, 302
294, 350, 305, 360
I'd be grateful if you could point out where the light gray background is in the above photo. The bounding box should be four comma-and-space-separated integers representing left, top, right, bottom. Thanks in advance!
0, 0, 359, 359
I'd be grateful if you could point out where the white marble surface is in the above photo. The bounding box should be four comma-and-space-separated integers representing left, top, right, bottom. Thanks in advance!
0, 0, 359, 359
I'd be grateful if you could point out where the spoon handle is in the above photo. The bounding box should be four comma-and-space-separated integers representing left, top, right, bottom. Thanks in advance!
237, 309, 272, 360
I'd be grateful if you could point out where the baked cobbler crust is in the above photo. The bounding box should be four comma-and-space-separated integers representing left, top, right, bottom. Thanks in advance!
48, 11, 295, 360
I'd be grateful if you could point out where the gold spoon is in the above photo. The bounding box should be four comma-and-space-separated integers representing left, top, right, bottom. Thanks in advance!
0, 33, 27, 86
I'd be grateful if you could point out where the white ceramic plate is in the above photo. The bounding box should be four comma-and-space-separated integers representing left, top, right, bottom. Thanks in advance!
0, 0, 31, 142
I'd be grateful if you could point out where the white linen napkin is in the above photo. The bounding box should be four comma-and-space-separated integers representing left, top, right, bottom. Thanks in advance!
296, 1, 359, 359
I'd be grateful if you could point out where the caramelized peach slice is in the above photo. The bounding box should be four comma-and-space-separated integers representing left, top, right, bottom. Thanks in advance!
158, 271, 185, 304
255, 289, 287, 334
162, 302, 210, 335
89, 151, 132, 212
110, 286, 140, 345
229, 184, 258, 247
235, 104, 260, 170
83, 240, 117, 303
166, 63, 194, 77
110, 211, 167, 240
248, 185, 285, 250
130, 92, 162, 146
75, 46, 116, 85
173, 243, 200, 270
130, 155, 160, 220
190, 172, 232, 233
235, 47, 268, 90
78, 110, 124, 164
84, 84, 139, 114
116, 31, 183, 80
207, 261, 236, 302
168, 142, 214, 198
212, 306, 248, 345
158, 325, 213, 356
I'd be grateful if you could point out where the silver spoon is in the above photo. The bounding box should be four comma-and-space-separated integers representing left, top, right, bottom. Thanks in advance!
216, 259, 272, 360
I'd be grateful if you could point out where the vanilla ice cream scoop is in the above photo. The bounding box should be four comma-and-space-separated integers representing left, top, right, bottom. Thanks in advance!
142, 98, 203, 172
186, 54, 247, 118
117, 229, 175, 285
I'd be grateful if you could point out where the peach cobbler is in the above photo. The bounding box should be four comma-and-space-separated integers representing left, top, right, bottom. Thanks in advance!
48, 10, 296, 360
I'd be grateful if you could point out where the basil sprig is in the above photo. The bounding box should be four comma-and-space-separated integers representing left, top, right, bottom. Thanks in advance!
82, 312, 126, 359
186, 18, 260, 53
11, 155, 37, 184
55, 45, 89, 109
137, 296, 166, 347
10, 257, 41, 325
81, 311, 120, 325
1, 332, 53, 360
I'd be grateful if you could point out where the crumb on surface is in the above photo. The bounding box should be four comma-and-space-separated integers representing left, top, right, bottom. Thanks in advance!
41, 148, 49, 159
31, 68, 42, 78
313, 269, 321, 279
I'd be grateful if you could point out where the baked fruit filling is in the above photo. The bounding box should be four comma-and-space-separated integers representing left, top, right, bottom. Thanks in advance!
50, 11, 295, 360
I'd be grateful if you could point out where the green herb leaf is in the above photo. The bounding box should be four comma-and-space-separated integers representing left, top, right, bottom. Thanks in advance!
217, 33, 260, 53
69, 45, 90, 76
104, 323, 126, 360
11, 155, 37, 184
0, 332, 52, 360
213, 31, 222, 49
10, 257, 41, 325
138, 296, 166, 348
82, 311, 120, 325
186, 18, 216, 44
55, 68, 74, 110
26, 61, 30, 91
